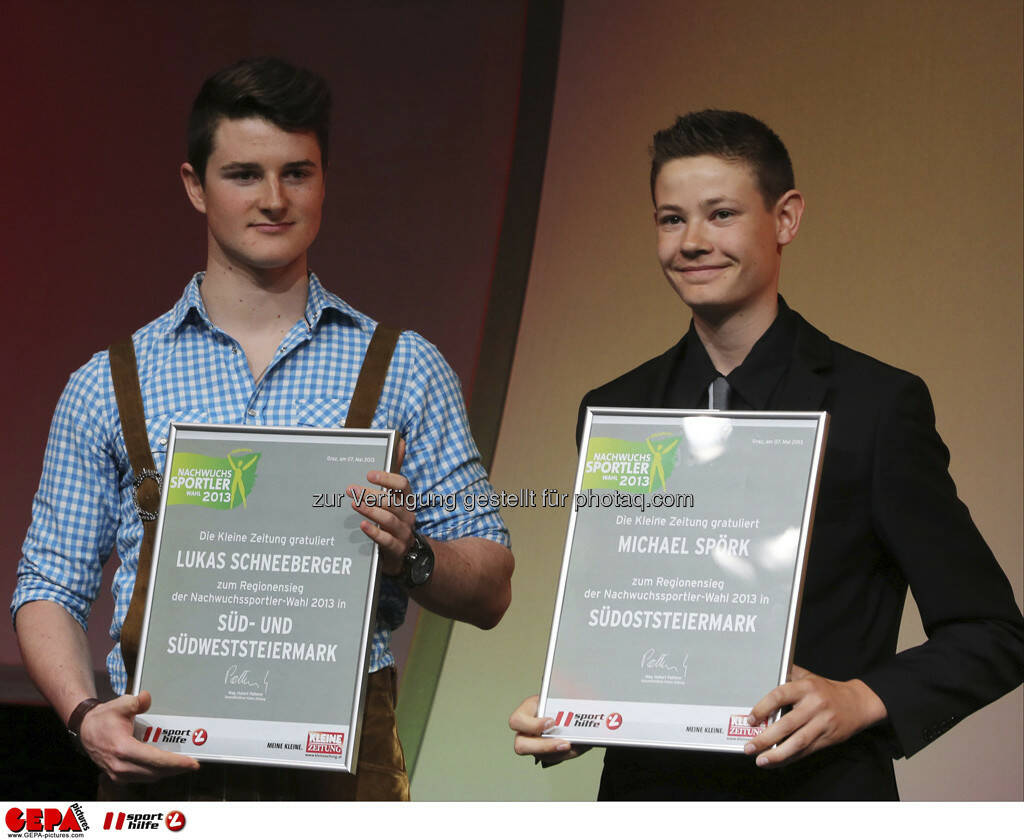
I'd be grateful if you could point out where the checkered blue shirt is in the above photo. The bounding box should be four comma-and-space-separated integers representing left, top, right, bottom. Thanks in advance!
12, 273, 509, 695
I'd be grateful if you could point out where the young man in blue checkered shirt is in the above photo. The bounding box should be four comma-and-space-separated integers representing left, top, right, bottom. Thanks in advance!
11, 58, 513, 794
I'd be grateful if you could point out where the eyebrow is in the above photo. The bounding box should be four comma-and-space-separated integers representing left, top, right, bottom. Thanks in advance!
656, 196, 737, 213
218, 159, 319, 172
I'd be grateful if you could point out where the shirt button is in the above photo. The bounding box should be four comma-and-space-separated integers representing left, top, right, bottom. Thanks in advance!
232, 346, 238, 354
247, 409, 257, 417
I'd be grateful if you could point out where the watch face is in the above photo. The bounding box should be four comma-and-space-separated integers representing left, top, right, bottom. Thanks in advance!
410, 554, 433, 586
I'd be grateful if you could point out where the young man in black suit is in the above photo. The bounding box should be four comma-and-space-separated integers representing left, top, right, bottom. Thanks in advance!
509, 110, 1024, 799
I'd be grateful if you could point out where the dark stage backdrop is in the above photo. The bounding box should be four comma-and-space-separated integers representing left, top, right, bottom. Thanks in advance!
1, 0, 530, 696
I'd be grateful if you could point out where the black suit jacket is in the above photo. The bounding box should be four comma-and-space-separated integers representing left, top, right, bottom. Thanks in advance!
580, 308, 1024, 800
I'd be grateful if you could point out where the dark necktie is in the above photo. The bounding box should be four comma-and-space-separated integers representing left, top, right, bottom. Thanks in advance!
709, 375, 731, 410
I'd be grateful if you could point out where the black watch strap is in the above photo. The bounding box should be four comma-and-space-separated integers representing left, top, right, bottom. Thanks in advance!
387, 531, 434, 589
67, 697, 102, 754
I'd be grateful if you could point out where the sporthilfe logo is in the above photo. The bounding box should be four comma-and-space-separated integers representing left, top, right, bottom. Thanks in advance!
552, 711, 620, 729
140, 726, 206, 746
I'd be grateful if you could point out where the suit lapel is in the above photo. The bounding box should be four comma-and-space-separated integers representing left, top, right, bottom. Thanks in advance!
649, 335, 688, 407
773, 312, 833, 411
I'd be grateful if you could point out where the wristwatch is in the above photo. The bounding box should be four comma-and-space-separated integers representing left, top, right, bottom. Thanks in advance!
67, 697, 102, 755
387, 531, 435, 589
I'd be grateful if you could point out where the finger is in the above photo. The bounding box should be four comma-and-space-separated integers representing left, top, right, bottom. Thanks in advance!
102, 691, 151, 719
513, 735, 573, 757
755, 724, 828, 769
359, 519, 409, 555
120, 739, 202, 771
508, 696, 541, 728
744, 703, 810, 754
349, 493, 413, 541
365, 470, 411, 493
346, 483, 388, 509
789, 664, 811, 680
347, 484, 415, 527
94, 735, 200, 782
508, 706, 552, 737
748, 681, 803, 725
350, 494, 404, 528
105, 751, 199, 783
108, 742, 201, 777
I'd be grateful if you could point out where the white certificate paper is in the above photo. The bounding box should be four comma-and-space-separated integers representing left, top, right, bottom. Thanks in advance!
132, 423, 395, 773
539, 408, 828, 752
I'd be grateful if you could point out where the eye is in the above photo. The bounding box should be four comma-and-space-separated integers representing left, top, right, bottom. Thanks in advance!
227, 171, 259, 184
283, 168, 313, 182
658, 214, 683, 226
712, 209, 736, 221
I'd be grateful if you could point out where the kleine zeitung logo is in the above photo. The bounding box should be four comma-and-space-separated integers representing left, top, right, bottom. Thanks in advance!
727, 714, 766, 738
306, 730, 345, 755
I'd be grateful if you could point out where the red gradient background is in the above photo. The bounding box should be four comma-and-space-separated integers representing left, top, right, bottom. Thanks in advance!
1, 0, 528, 688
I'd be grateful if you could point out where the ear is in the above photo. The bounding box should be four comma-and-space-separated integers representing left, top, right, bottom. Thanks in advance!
774, 189, 805, 246
180, 162, 207, 214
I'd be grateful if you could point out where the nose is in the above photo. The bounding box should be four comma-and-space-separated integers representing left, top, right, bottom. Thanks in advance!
680, 221, 711, 258
259, 175, 286, 215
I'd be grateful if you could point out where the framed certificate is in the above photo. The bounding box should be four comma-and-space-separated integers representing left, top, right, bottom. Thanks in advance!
131, 423, 395, 772
538, 407, 828, 752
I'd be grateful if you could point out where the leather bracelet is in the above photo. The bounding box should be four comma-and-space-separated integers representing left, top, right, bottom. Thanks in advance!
67, 697, 102, 754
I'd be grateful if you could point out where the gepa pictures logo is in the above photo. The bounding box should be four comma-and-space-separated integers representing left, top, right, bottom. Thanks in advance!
166, 449, 261, 509
6, 804, 87, 836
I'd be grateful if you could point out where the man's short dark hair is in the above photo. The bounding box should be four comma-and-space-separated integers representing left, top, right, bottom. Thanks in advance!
650, 110, 794, 208
187, 57, 331, 183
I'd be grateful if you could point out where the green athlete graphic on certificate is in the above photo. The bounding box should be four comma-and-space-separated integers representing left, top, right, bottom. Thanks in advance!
582, 433, 682, 493
166, 449, 262, 510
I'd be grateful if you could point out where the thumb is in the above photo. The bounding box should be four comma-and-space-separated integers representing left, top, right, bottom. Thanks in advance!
789, 664, 811, 681
133, 689, 152, 715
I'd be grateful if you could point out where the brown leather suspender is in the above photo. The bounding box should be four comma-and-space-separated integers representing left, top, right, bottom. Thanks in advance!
345, 326, 401, 428
109, 325, 402, 687
108, 338, 161, 686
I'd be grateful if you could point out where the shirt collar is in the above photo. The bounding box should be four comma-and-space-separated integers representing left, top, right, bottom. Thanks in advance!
168, 272, 358, 334
665, 295, 798, 410
168, 273, 211, 331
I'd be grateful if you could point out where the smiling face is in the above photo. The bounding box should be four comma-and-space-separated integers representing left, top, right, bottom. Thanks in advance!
654, 155, 802, 323
181, 116, 325, 279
